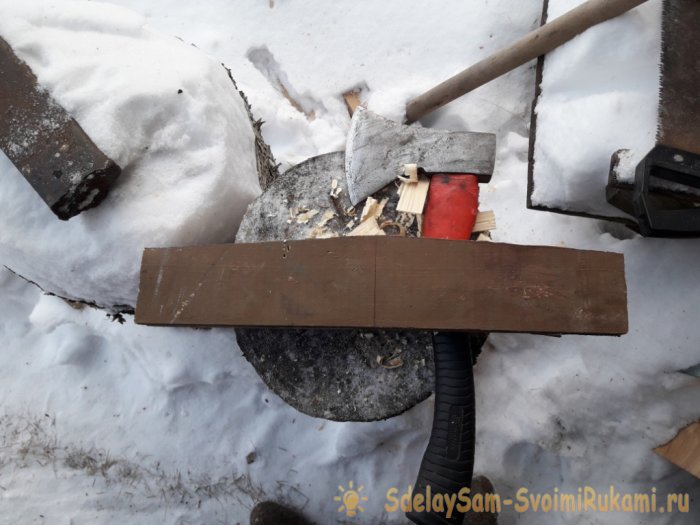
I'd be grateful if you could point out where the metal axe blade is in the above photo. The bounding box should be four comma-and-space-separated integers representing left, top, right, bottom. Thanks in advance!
344, 107, 496, 205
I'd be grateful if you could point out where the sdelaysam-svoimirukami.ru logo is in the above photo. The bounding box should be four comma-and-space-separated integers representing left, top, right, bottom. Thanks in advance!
334, 481, 368, 517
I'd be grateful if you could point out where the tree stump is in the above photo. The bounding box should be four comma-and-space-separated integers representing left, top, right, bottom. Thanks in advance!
236, 152, 434, 421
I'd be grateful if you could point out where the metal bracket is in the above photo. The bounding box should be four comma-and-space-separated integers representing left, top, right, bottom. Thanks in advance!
633, 144, 700, 237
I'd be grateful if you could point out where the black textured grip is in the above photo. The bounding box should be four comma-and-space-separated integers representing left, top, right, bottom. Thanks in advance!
406, 332, 475, 525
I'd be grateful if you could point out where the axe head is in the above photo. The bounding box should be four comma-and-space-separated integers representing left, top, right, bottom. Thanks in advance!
344, 107, 497, 205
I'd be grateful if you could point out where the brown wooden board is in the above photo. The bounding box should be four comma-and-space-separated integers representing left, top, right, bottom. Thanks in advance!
0, 37, 120, 220
136, 237, 627, 335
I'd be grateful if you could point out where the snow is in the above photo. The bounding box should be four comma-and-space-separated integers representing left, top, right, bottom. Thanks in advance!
1, 0, 699, 524
0, 0, 261, 308
531, 0, 662, 218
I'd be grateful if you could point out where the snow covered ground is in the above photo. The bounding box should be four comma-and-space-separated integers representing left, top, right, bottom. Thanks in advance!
0, 1, 261, 308
0, 1, 698, 524
531, 0, 661, 218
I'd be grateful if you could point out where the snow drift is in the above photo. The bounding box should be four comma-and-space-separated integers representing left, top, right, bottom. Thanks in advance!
0, 0, 260, 309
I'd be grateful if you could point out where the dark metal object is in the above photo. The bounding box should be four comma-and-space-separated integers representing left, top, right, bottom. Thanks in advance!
606, 0, 700, 235
345, 107, 496, 205
633, 145, 700, 236
605, 150, 697, 232
656, 0, 700, 156
0, 37, 120, 220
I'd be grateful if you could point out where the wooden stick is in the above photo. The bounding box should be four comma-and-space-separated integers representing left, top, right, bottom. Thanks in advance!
405, 0, 648, 123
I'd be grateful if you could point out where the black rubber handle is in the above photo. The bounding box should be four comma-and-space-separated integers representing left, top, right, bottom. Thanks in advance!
406, 332, 475, 525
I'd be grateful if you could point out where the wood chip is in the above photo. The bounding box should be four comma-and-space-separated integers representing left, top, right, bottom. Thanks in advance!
347, 217, 385, 237
360, 196, 389, 223
296, 209, 319, 224
307, 210, 336, 238
330, 185, 343, 198
377, 353, 404, 369
309, 226, 336, 239
317, 210, 335, 227
400, 163, 419, 183
379, 220, 407, 236
397, 175, 430, 215
360, 197, 378, 222
343, 90, 362, 116
474, 210, 496, 233
654, 421, 700, 479
342, 83, 368, 116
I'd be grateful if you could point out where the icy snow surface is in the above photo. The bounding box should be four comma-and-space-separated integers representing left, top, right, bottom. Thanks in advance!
531, 0, 662, 218
0, 0, 261, 308
0, 0, 699, 524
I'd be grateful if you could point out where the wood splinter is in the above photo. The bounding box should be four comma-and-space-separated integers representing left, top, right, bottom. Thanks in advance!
654, 420, 700, 480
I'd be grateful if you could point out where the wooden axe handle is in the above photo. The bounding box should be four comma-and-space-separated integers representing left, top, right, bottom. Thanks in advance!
405, 0, 648, 123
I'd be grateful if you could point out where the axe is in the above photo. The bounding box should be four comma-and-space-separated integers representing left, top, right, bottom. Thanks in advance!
345, 108, 496, 525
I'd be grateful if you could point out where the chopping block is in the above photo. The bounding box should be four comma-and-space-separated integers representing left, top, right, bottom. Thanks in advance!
236, 152, 434, 422
136, 153, 628, 422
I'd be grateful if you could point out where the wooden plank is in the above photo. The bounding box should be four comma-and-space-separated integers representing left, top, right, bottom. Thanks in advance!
138, 238, 375, 328
654, 421, 700, 479
374, 237, 626, 333
135, 237, 628, 334
0, 37, 120, 220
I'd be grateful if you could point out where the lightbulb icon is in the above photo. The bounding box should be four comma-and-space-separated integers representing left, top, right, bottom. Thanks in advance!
334, 480, 368, 517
